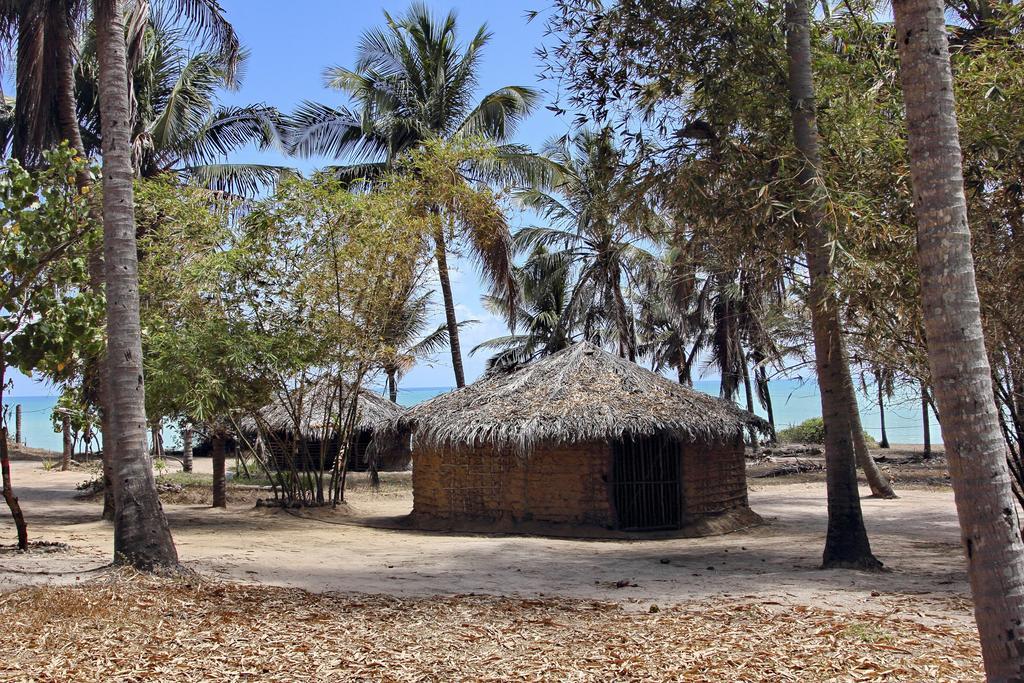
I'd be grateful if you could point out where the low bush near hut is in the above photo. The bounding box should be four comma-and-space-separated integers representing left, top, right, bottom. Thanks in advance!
779, 418, 877, 447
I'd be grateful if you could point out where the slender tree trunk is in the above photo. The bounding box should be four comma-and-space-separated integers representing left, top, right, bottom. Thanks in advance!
785, 0, 880, 569
756, 365, 778, 444
740, 352, 759, 454
433, 228, 466, 388
387, 370, 398, 404
921, 381, 933, 458
877, 376, 890, 449
212, 432, 226, 508
1, 429, 28, 551
0, 363, 28, 551
61, 414, 73, 471
14, 405, 21, 446
894, 1, 1024, 676
95, 0, 177, 569
150, 422, 163, 457
181, 427, 193, 473
842, 365, 897, 499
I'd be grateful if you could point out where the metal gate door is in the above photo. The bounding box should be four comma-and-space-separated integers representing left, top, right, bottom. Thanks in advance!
612, 434, 683, 530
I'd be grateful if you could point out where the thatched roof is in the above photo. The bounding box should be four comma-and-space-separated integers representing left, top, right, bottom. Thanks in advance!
244, 382, 405, 440
395, 342, 762, 453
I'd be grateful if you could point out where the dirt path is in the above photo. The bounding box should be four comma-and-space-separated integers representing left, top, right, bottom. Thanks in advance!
0, 458, 969, 622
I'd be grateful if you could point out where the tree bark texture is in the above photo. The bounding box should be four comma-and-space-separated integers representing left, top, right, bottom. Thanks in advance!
212, 432, 226, 508
434, 228, 466, 388
182, 427, 193, 473
61, 414, 73, 471
785, 0, 880, 569
95, 0, 178, 569
894, 1, 1024, 677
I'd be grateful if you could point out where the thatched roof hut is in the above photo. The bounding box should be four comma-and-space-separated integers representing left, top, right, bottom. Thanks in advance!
246, 383, 411, 472
397, 342, 762, 536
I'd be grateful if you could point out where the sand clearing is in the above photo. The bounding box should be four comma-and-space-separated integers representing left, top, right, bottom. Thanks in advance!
1, 453, 969, 614
0, 451, 983, 681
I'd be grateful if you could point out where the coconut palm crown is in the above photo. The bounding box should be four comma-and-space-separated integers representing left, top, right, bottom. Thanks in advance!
284, 2, 551, 388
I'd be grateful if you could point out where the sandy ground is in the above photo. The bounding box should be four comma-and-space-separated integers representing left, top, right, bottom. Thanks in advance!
0, 448, 971, 627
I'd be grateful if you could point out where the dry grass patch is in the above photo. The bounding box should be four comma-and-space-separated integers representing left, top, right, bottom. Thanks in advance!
0, 572, 981, 682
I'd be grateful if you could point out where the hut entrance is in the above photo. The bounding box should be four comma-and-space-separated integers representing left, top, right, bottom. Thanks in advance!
611, 434, 683, 530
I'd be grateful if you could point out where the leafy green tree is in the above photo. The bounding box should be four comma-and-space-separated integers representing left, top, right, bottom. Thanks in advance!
0, 146, 102, 550
285, 3, 547, 387
136, 178, 273, 507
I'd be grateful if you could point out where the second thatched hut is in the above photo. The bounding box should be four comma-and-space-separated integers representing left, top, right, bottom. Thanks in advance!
394, 342, 763, 536
247, 383, 411, 473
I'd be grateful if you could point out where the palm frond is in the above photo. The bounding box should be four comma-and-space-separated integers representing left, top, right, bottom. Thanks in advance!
284, 100, 385, 160
155, 0, 243, 85
183, 163, 294, 197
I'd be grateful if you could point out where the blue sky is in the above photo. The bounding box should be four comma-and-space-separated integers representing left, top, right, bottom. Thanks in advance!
9, 0, 572, 396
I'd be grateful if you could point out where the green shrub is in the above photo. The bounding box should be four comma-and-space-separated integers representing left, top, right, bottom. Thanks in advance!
778, 417, 877, 446
778, 418, 826, 444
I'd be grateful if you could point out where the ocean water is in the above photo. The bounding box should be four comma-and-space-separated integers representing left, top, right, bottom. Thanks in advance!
396, 379, 940, 445
3, 378, 941, 453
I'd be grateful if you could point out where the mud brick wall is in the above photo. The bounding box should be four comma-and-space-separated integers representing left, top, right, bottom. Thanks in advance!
680, 439, 748, 517
412, 436, 749, 528
412, 442, 615, 526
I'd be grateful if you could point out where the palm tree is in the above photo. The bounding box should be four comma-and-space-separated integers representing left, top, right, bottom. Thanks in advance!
285, 2, 545, 387
471, 245, 574, 370
377, 278, 469, 403
514, 130, 660, 362
893, 0, 1024, 675
75, 7, 285, 196
785, 0, 879, 569
94, 0, 178, 569
0, 0, 90, 166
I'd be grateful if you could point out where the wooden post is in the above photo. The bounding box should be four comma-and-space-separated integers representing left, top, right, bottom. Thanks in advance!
61, 414, 72, 471
14, 404, 21, 446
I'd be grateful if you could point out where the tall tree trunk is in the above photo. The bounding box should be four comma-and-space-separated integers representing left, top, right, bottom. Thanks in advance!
181, 427, 193, 473
0, 362, 28, 551
893, 1, 1024, 676
212, 432, 226, 508
877, 375, 890, 449
95, 0, 177, 570
433, 229, 466, 388
921, 380, 933, 458
61, 414, 73, 471
54, 5, 116, 521
785, 0, 880, 569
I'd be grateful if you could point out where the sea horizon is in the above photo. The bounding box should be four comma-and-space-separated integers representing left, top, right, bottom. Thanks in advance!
3, 377, 941, 453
